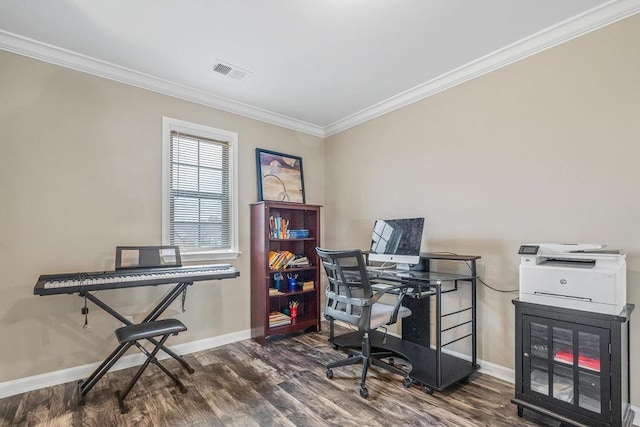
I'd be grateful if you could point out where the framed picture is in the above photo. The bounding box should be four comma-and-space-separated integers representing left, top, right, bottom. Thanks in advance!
256, 148, 305, 203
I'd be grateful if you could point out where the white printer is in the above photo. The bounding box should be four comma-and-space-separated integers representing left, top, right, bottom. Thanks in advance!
519, 243, 626, 315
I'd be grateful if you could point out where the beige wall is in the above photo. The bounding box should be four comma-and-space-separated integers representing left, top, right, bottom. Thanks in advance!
0, 50, 324, 382
324, 15, 640, 403
1, 11, 639, 406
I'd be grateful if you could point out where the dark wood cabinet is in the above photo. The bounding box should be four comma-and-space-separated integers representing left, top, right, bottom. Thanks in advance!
512, 300, 634, 427
250, 202, 321, 345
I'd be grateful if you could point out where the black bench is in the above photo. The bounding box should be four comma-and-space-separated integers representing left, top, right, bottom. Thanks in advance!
114, 318, 188, 414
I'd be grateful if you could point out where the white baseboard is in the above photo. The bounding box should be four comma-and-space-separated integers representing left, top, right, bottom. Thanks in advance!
0, 328, 251, 399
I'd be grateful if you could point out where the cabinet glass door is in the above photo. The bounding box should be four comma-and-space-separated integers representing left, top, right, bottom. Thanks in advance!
577, 331, 602, 413
527, 322, 549, 395
552, 326, 574, 404
523, 315, 609, 420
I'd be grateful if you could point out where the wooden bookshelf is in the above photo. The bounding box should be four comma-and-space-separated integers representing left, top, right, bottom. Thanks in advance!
250, 202, 321, 345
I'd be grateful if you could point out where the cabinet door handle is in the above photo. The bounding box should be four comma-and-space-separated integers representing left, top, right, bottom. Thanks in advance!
524, 352, 530, 358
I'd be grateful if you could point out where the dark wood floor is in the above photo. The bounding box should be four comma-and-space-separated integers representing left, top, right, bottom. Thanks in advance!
0, 325, 556, 426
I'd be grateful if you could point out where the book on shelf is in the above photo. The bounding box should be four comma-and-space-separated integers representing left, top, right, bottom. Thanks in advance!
288, 256, 310, 267
269, 288, 283, 296
268, 216, 310, 240
269, 311, 291, 327
281, 252, 296, 268
268, 251, 310, 270
302, 281, 314, 291
269, 311, 290, 320
269, 216, 289, 239
268, 250, 281, 269
268, 250, 289, 269
288, 229, 309, 239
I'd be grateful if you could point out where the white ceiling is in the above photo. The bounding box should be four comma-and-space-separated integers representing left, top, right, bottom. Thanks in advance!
1, 1, 638, 137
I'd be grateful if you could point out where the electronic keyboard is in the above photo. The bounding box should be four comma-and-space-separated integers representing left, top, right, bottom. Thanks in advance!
34, 264, 239, 295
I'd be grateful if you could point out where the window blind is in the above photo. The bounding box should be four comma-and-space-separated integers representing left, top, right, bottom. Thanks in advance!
169, 130, 232, 251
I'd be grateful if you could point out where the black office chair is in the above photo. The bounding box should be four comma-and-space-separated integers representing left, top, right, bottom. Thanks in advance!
316, 247, 413, 398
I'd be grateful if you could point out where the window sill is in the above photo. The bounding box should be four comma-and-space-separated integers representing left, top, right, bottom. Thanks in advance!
180, 250, 241, 263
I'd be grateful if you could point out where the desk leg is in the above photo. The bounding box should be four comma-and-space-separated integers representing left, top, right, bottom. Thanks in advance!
470, 261, 478, 369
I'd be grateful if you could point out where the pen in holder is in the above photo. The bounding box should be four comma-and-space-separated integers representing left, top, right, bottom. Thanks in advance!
289, 301, 299, 319
273, 273, 283, 291
287, 273, 298, 290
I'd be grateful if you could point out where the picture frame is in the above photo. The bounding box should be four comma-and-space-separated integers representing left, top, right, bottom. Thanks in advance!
256, 148, 305, 203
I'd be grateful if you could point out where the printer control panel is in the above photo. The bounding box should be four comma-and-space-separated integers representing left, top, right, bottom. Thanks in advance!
518, 245, 539, 255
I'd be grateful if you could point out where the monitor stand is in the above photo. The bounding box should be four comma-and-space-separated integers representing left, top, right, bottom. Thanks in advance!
396, 258, 427, 271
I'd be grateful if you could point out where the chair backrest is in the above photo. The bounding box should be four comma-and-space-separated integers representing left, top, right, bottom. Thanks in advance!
316, 248, 374, 331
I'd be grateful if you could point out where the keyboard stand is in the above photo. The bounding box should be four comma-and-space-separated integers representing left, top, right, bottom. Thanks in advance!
77, 281, 195, 405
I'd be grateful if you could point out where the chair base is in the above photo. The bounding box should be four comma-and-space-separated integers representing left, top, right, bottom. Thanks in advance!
326, 332, 411, 398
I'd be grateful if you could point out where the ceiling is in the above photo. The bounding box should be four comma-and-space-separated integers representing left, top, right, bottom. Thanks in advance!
1, 1, 638, 137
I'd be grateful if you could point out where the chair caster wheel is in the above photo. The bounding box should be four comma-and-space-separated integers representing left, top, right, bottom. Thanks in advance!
388, 358, 394, 366
332, 344, 339, 350
402, 377, 413, 388
359, 387, 369, 398
424, 386, 433, 395
326, 369, 333, 379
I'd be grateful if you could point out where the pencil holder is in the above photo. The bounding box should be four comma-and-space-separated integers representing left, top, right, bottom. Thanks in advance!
288, 277, 297, 290
290, 306, 298, 318
274, 278, 282, 291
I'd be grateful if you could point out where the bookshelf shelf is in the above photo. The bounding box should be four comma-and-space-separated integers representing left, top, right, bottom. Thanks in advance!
250, 202, 322, 346
269, 288, 317, 298
269, 238, 315, 242
268, 266, 316, 274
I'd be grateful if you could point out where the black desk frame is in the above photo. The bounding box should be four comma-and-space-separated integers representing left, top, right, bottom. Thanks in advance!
329, 252, 481, 393
77, 282, 195, 404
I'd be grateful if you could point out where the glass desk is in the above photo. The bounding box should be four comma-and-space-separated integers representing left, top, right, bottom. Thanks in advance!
329, 252, 481, 394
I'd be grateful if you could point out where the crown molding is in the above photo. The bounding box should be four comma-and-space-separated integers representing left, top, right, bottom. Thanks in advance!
0, 30, 325, 138
1, 0, 638, 139
324, 0, 640, 137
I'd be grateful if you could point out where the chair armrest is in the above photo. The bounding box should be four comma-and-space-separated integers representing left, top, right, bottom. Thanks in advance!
371, 283, 409, 325
388, 287, 408, 324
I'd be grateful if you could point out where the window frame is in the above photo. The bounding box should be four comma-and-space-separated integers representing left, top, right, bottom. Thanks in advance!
162, 116, 240, 262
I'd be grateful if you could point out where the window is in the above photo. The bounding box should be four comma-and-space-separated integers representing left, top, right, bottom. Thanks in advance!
162, 117, 239, 261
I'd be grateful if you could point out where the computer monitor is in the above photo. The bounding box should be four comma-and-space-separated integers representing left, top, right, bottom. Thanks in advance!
368, 217, 425, 270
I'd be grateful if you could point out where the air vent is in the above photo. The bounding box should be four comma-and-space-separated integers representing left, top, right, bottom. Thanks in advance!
212, 60, 251, 80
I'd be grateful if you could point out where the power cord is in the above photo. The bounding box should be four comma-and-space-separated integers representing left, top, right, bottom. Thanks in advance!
477, 276, 518, 293
429, 251, 519, 293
